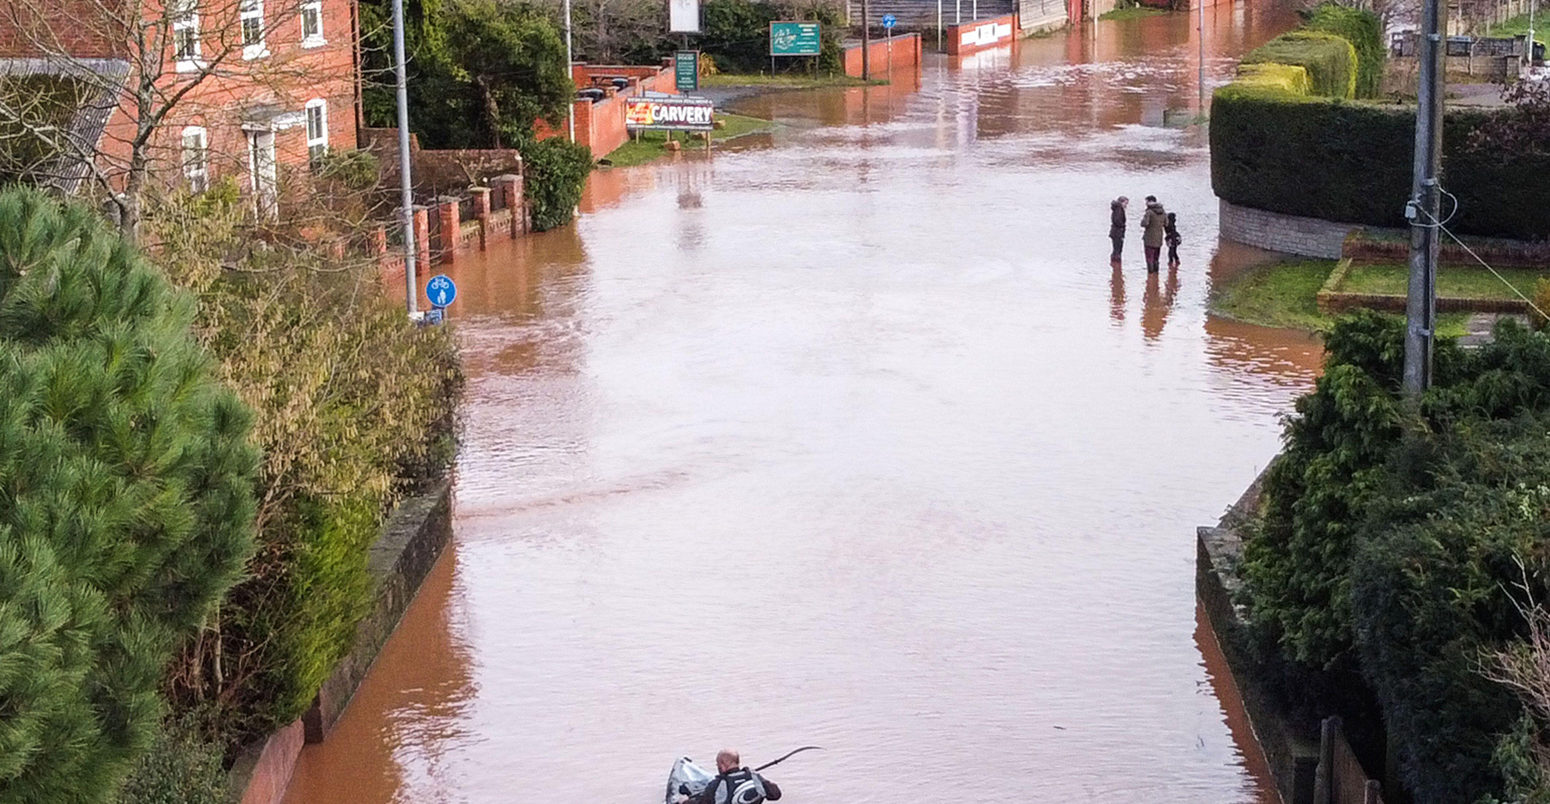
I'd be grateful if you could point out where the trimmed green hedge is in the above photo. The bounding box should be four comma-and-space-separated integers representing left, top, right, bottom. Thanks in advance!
1234, 63, 1313, 96
1210, 92, 1550, 239
1305, 2, 1385, 99
1243, 30, 1357, 99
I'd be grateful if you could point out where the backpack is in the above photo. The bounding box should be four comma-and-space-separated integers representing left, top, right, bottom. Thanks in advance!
712, 768, 767, 804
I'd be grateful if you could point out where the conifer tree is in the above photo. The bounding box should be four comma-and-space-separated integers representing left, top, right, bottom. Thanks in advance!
0, 188, 258, 802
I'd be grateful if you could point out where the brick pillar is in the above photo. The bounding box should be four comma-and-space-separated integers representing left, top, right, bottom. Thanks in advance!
469, 186, 492, 249
411, 204, 430, 273
493, 172, 525, 235
435, 195, 460, 264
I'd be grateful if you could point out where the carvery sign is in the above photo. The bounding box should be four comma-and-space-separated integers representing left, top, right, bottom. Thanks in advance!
625, 96, 715, 132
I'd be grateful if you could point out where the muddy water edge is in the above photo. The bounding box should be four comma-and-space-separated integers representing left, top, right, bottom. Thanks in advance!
286, 3, 1323, 802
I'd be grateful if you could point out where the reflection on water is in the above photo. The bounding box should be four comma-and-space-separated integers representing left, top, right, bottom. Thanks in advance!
288, 2, 1323, 802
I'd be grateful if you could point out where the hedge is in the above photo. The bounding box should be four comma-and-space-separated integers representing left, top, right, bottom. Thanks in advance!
1242, 30, 1357, 99
1304, 2, 1385, 99
1234, 63, 1312, 96
1211, 90, 1550, 240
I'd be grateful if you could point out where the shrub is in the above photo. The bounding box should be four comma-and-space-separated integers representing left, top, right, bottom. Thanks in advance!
1209, 91, 1550, 239
0, 189, 258, 801
115, 712, 227, 804
1304, 2, 1384, 99
1242, 30, 1357, 99
524, 137, 593, 232
1351, 415, 1550, 803
1233, 62, 1313, 96
699, 0, 844, 74
1244, 312, 1417, 668
146, 192, 460, 749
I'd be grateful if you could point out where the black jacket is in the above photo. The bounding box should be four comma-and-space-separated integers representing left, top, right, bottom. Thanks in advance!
685, 768, 782, 803
1109, 201, 1126, 237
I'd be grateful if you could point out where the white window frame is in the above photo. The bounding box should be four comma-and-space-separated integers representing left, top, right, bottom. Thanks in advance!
304, 99, 328, 166
240, 0, 268, 59
172, 0, 203, 72
181, 126, 209, 192
299, 0, 325, 47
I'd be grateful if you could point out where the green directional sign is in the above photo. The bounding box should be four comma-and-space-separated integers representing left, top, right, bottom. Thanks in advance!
675, 50, 698, 92
769, 21, 821, 56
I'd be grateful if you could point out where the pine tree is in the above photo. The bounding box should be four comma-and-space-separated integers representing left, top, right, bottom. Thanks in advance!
0, 189, 258, 802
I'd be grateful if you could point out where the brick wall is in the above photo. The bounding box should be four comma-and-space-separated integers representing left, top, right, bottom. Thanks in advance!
843, 33, 922, 77
0, 0, 131, 58
945, 12, 1017, 55
14, 0, 358, 203
537, 62, 676, 158
1218, 199, 1357, 259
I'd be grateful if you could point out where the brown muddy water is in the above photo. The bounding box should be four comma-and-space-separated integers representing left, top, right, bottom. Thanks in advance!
287, 3, 1324, 801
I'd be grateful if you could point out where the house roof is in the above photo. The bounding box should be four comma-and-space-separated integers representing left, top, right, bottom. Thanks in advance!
0, 56, 128, 194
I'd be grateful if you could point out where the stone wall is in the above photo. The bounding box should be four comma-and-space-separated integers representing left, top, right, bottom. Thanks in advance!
1219, 199, 1358, 259
1196, 470, 1322, 804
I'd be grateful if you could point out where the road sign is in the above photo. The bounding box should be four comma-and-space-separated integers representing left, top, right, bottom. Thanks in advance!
882, 13, 897, 28
675, 50, 698, 92
668, 0, 699, 32
426, 274, 457, 308
769, 21, 821, 56
625, 96, 715, 132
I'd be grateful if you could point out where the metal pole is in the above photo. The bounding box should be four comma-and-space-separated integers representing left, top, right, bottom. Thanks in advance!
391, 0, 417, 316
1404, 0, 1444, 395
973, 0, 978, 19
957, 0, 961, 26
1531, 0, 1537, 66
938, 0, 943, 52
862, 0, 871, 79
1198, 0, 1206, 114
564, 0, 575, 142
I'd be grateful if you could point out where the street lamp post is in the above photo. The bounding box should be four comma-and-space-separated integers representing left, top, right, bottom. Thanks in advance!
391, 0, 417, 315
564, 0, 575, 142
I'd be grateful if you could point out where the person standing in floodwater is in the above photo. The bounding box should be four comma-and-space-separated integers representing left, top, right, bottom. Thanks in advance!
1139, 195, 1167, 273
1109, 196, 1129, 263
1165, 212, 1182, 267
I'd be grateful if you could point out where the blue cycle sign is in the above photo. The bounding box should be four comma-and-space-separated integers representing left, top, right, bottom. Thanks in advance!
882, 13, 896, 28
426, 274, 457, 308
769, 21, 821, 56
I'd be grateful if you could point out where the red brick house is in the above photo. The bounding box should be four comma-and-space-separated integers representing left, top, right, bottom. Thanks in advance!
0, 0, 358, 218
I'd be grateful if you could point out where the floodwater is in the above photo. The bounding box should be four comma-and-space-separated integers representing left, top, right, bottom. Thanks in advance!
286, 3, 1326, 802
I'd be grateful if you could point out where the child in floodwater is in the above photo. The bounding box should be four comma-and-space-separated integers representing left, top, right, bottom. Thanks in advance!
1165, 212, 1182, 267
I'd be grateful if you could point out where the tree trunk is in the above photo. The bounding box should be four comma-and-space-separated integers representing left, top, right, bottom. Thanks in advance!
475, 76, 503, 149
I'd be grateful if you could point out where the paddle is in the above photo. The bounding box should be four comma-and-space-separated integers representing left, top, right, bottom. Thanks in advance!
753, 746, 824, 773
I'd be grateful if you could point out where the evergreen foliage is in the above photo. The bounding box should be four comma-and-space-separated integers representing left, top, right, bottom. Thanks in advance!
145, 193, 460, 747
358, 0, 572, 149
1242, 30, 1357, 99
1245, 316, 1550, 801
524, 137, 594, 231
0, 188, 258, 801
1303, 2, 1385, 99
115, 710, 227, 804
699, 0, 845, 74
1210, 85, 1550, 240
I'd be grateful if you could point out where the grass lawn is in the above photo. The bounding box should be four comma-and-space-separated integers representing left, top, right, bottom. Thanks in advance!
1098, 6, 1168, 20
1341, 263, 1548, 301
699, 73, 882, 89
1211, 259, 1469, 336
1487, 12, 1546, 47
602, 112, 776, 168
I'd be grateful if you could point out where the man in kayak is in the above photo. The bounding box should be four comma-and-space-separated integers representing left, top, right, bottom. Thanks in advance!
683, 749, 783, 804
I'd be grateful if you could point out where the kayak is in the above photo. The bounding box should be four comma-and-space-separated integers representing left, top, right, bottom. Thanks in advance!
665, 756, 714, 804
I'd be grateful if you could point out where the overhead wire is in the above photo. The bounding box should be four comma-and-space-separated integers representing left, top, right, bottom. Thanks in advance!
1413, 195, 1550, 324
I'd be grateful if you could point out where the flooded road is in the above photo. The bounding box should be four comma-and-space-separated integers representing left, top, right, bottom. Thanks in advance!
287, 3, 1324, 801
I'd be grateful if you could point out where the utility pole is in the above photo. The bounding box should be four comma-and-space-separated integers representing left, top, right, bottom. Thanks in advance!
564, 0, 575, 141
1404, 0, 1445, 395
861, 0, 871, 79
391, 0, 417, 315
